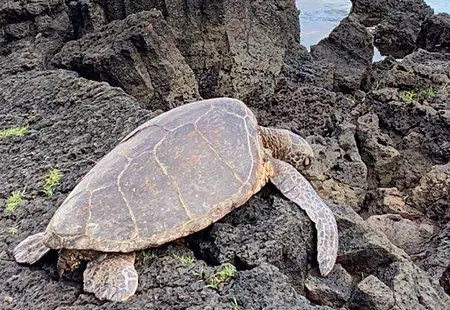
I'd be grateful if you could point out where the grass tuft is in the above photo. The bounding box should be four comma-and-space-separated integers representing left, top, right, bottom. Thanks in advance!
42, 168, 62, 196
174, 254, 195, 265
193, 266, 206, 280
8, 225, 19, 235
424, 86, 436, 99
231, 297, 239, 310
402, 90, 417, 102
206, 264, 237, 289
4, 190, 25, 214
0, 125, 28, 138
137, 250, 155, 262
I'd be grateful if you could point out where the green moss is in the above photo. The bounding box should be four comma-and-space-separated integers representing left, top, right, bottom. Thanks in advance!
0, 125, 28, 138
42, 168, 62, 196
4, 190, 25, 214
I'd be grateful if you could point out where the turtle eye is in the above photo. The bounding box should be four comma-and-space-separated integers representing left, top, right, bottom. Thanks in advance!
303, 157, 311, 166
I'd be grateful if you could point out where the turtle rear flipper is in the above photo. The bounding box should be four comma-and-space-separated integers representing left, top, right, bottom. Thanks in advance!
14, 232, 51, 264
270, 158, 338, 276
83, 253, 138, 302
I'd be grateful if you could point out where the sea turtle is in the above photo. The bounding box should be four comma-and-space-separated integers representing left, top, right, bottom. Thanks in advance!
14, 98, 338, 302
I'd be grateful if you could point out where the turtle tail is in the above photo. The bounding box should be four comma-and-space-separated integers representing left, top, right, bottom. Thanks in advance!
14, 232, 50, 264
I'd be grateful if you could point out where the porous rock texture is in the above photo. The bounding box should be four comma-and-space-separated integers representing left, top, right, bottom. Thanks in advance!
310, 16, 374, 93
350, 0, 434, 58
52, 10, 200, 110
417, 13, 450, 53
0, 0, 449, 309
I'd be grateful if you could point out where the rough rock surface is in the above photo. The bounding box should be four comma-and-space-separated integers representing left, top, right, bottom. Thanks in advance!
413, 222, 450, 295
366, 214, 434, 254
362, 187, 422, 219
417, 13, 450, 53
310, 16, 373, 93
65, 0, 304, 101
350, 0, 434, 57
53, 10, 199, 110
349, 274, 395, 310
0, 0, 73, 77
409, 163, 450, 222
0, 0, 449, 309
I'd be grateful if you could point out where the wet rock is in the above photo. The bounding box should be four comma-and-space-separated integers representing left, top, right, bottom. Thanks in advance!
53, 10, 199, 110
350, 0, 433, 26
0, 260, 79, 310
350, 0, 433, 58
409, 163, 450, 222
366, 214, 434, 254
417, 13, 450, 53
362, 187, 422, 219
305, 264, 353, 307
349, 275, 395, 310
310, 16, 373, 93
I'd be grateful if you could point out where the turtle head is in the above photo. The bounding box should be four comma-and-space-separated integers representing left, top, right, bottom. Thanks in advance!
259, 126, 314, 169
284, 132, 314, 169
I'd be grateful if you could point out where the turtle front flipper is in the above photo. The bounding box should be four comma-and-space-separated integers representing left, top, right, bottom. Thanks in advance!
83, 253, 138, 302
270, 158, 338, 276
14, 232, 51, 264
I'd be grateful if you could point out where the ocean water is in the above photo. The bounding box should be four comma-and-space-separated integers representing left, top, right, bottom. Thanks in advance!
297, 0, 450, 61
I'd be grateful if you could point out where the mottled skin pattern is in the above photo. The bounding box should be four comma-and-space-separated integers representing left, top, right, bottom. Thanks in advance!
13, 98, 338, 302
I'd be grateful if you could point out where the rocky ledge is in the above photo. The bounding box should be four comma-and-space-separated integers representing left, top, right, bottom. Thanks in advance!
0, 0, 449, 309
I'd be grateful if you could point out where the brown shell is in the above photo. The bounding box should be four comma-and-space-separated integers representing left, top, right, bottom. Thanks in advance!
44, 98, 266, 252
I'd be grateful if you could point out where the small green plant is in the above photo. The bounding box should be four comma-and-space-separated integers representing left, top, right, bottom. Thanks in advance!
174, 254, 195, 265
0, 125, 28, 138
402, 90, 417, 102
8, 225, 19, 235
231, 297, 239, 310
424, 86, 436, 99
193, 266, 206, 280
137, 250, 155, 261
207, 276, 220, 289
4, 190, 25, 214
206, 264, 237, 289
42, 168, 62, 196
